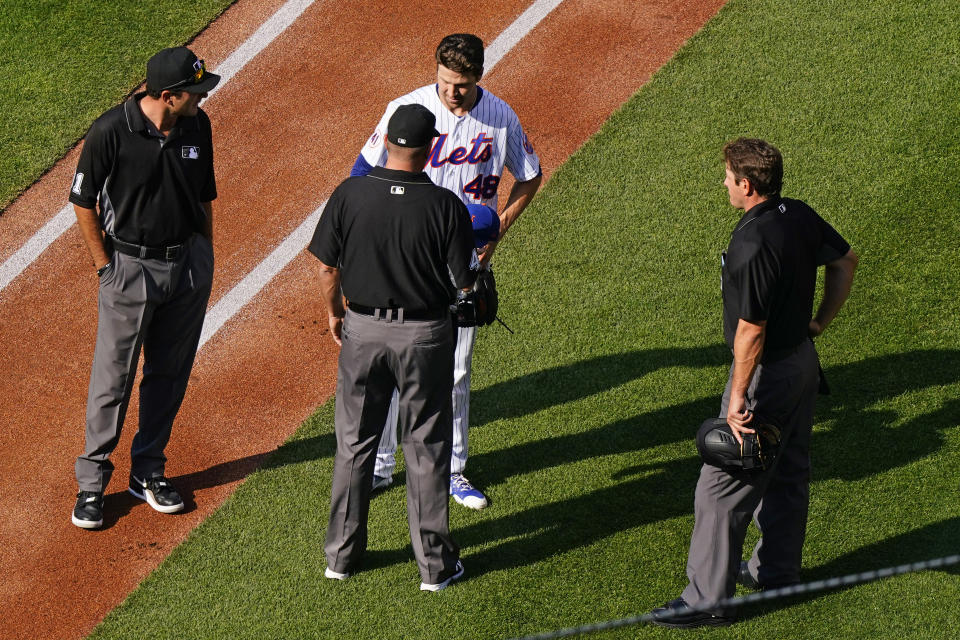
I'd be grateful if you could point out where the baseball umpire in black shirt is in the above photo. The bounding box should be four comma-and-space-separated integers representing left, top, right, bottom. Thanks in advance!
651, 138, 858, 627
308, 104, 476, 591
69, 47, 219, 529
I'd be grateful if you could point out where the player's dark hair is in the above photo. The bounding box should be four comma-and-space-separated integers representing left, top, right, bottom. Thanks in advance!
723, 138, 783, 197
435, 33, 484, 78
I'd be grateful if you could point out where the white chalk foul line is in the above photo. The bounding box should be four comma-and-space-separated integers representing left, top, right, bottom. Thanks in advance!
0, 0, 317, 294
485, 0, 564, 71
198, 202, 324, 349
195, 0, 565, 349
0, 206, 76, 291
207, 0, 316, 96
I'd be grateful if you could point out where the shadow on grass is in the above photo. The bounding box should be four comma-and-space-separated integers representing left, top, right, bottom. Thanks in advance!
806, 516, 960, 578
189, 347, 958, 581
457, 456, 702, 575
468, 349, 960, 495
181, 345, 730, 498
739, 516, 960, 622
454, 349, 960, 577
470, 344, 730, 426
813, 350, 960, 481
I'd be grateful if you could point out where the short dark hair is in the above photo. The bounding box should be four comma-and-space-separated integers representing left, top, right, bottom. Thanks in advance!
145, 87, 183, 99
723, 138, 783, 197
435, 33, 484, 78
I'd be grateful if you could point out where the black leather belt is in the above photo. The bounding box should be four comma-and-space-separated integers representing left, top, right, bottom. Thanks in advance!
348, 303, 449, 321
108, 236, 187, 261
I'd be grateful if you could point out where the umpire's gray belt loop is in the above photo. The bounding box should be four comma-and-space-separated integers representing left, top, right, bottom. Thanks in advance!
349, 303, 446, 322
370, 308, 403, 323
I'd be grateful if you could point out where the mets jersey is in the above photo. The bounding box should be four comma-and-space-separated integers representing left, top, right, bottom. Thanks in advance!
352, 84, 541, 211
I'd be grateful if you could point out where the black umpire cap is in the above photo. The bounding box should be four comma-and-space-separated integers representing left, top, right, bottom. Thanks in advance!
387, 104, 440, 148
147, 47, 221, 94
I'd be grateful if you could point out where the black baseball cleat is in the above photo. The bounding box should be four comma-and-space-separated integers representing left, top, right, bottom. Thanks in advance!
737, 561, 762, 590
72, 491, 105, 529
648, 598, 735, 628
129, 475, 184, 513
737, 561, 801, 591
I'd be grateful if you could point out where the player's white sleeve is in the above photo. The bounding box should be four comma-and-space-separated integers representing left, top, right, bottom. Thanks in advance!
504, 119, 541, 182
358, 104, 395, 168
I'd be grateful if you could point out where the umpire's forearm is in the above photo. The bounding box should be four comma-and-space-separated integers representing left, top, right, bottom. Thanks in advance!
731, 319, 766, 400
317, 264, 345, 318
73, 205, 110, 271
813, 249, 858, 333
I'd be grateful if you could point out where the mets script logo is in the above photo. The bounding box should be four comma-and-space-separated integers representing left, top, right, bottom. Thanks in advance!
368, 130, 380, 147
427, 133, 493, 168
181, 146, 199, 160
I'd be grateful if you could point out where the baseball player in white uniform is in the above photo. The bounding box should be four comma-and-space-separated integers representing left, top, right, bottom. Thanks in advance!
350, 33, 542, 509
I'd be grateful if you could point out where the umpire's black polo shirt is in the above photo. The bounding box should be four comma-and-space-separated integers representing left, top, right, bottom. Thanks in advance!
722, 197, 850, 352
308, 166, 476, 311
69, 92, 216, 246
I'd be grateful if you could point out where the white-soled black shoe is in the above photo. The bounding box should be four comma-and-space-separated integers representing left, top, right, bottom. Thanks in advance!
72, 491, 104, 529
129, 475, 184, 513
419, 560, 464, 592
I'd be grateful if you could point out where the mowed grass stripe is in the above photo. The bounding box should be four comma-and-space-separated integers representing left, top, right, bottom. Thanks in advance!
0, 0, 234, 210
91, 0, 959, 638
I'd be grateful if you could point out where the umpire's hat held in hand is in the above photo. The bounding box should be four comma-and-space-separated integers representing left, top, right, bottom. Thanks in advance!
388, 104, 441, 147
696, 417, 782, 473
147, 47, 221, 94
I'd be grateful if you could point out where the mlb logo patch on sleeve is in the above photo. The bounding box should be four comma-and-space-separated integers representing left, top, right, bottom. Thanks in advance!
72, 172, 84, 195
181, 146, 200, 159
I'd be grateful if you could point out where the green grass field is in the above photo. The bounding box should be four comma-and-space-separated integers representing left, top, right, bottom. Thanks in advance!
8, 0, 959, 637
0, 0, 234, 210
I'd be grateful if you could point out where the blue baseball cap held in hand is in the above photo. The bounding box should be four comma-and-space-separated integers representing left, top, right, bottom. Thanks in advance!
467, 204, 500, 248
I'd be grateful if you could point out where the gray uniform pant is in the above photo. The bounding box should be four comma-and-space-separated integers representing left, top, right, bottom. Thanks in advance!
374, 323, 477, 477
325, 309, 460, 584
75, 234, 214, 492
681, 339, 819, 615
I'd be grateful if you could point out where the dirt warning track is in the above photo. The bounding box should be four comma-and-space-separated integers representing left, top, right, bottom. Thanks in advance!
0, 0, 724, 637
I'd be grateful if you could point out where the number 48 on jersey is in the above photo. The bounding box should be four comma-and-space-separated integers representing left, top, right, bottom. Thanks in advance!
463, 174, 501, 200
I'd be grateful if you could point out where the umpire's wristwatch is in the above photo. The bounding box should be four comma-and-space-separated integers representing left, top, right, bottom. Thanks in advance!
97, 263, 110, 278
